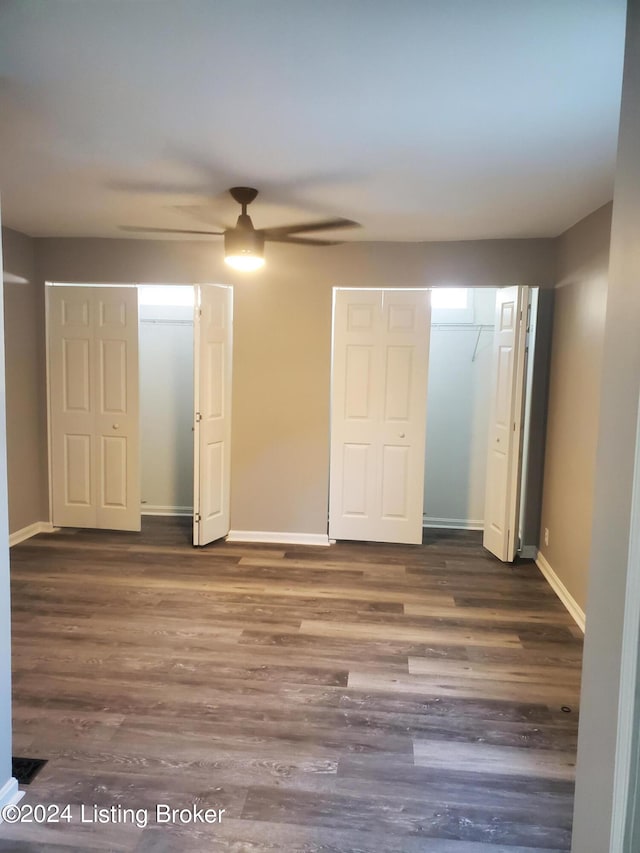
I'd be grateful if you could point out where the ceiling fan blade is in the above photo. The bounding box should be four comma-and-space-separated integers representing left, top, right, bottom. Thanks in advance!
261, 218, 359, 237
266, 235, 344, 246
119, 225, 224, 236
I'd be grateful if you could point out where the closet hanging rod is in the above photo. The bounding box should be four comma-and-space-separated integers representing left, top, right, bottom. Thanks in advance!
139, 318, 194, 326
430, 323, 494, 330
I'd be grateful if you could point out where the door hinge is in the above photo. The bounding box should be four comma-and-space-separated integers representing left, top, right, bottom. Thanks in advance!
513, 422, 516, 431
194, 513, 201, 523
195, 412, 202, 422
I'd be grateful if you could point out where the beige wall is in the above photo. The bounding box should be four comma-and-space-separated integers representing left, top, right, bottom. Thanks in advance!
36, 235, 555, 534
1, 227, 48, 533
572, 1, 640, 848
538, 203, 612, 611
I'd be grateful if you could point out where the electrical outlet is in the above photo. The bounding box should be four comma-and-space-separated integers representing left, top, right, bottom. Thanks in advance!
544, 528, 549, 547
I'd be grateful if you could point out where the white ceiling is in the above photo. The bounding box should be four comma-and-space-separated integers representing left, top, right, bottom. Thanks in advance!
0, 0, 627, 242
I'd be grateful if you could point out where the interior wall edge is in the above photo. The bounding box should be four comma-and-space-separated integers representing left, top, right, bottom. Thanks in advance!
1, 226, 49, 534
571, 3, 640, 848
538, 203, 612, 616
535, 551, 586, 633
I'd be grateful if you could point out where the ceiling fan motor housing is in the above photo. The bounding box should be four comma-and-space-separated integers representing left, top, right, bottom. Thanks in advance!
224, 219, 265, 258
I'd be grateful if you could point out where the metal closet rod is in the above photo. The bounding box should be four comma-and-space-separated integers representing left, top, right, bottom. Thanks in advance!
430, 323, 494, 329
139, 319, 194, 326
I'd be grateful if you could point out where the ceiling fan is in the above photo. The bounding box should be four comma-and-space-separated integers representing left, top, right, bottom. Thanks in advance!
121, 186, 360, 271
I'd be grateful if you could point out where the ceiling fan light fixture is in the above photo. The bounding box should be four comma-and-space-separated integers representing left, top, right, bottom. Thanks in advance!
224, 226, 265, 271
224, 253, 265, 271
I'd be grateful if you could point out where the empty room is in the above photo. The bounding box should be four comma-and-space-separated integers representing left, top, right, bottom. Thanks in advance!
1, 2, 640, 852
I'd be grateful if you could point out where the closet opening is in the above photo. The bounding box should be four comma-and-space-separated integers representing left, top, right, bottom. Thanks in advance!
138, 285, 195, 519
328, 285, 552, 560
46, 282, 233, 544
423, 287, 496, 533
423, 285, 551, 559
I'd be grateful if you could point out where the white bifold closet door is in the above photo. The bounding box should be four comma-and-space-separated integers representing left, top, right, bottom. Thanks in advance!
49, 286, 140, 531
483, 285, 529, 562
193, 285, 233, 546
329, 289, 431, 545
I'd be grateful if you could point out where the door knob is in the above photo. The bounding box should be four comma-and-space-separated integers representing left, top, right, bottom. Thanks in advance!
399, 432, 406, 438
112, 424, 120, 430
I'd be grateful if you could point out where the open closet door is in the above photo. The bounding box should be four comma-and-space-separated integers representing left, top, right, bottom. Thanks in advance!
483, 285, 529, 561
49, 286, 140, 531
193, 285, 233, 546
329, 289, 431, 545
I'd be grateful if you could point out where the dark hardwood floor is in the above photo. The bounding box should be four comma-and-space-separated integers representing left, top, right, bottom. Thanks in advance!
1, 519, 582, 852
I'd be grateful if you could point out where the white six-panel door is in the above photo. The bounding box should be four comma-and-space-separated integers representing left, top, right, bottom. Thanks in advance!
329, 289, 431, 544
193, 285, 233, 546
49, 286, 140, 531
483, 285, 529, 561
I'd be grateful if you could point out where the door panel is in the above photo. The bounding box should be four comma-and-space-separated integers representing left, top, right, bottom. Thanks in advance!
101, 435, 127, 507
193, 285, 233, 546
99, 341, 127, 412
49, 286, 140, 531
330, 291, 382, 540
379, 291, 431, 543
205, 441, 224, 512
62, 339, 91, 411
342, 443, 371, 516
381, 444, 410, 518
384, 346, 413, 420
95, 288, 140, 530
345, 345, 374, 418
64, 434, 92, 506
50, 287, 98, 528
329, 289, 430, 544
483, 286, 529, 561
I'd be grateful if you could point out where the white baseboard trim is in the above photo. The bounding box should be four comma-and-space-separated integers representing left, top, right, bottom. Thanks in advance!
141, 505, 193, 517
9, 521, 56, 547
0, 777, 24, 817
519, 545, 539, 560
226, 530, 330, 547
423, 516, 484, 531
535, 551, 586, 633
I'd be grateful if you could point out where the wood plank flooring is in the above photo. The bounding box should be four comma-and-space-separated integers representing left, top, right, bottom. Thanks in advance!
2, 520, 582, 852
